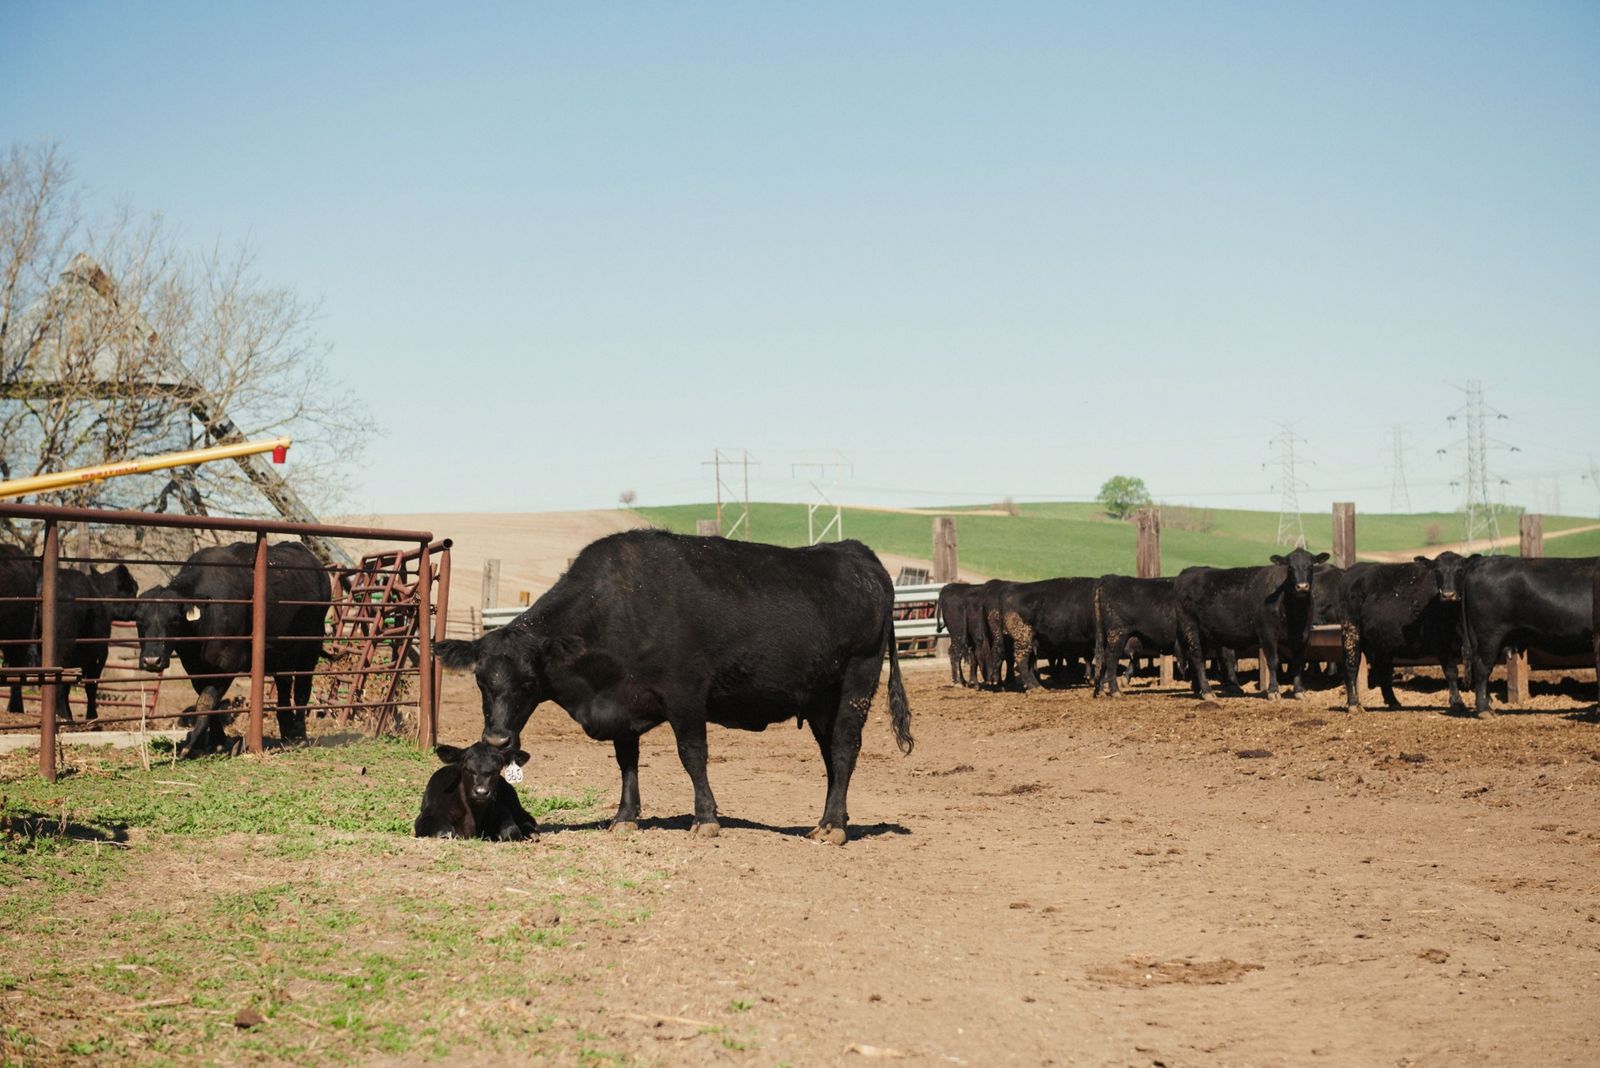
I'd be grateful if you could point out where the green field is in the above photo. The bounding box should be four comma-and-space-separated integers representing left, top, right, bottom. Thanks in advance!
636, 502, 1598, 581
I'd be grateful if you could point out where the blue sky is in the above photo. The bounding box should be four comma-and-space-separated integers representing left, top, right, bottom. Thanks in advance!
3, 2, 1597, 517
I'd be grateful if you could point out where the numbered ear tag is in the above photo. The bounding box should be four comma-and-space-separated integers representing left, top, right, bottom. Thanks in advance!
501, 762, 524, 786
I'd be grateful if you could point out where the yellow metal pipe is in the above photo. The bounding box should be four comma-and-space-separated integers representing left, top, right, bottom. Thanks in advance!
0, 437, 291, 501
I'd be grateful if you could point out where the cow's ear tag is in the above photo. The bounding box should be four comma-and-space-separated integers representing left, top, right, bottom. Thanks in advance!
184, 605, 202, 622
501, 762, 523, 786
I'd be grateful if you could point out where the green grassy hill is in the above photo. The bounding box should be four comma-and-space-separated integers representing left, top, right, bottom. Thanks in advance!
635, 502, 1597, 581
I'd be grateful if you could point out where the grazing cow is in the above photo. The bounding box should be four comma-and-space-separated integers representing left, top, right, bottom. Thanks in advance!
1174, 547, 1329, 701
42, 566, 140, 722
133, 541, 330, 757
0, 545, 38, 714
935, 582, 980, 687
1092, 575, 1241, 697
1338, 554, 1469, 713
989, 578, 1097, 691
1461, 556, 1600, 714
414, 742, 538, 841
436, 531, 912, 845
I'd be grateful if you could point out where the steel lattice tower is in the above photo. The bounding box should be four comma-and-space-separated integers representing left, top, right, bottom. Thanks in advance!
1269, 423, 1307, 548
1440, 380, 1515, 548
1388, 425, 1411, 513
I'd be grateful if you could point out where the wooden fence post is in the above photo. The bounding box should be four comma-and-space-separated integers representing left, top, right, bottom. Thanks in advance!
1134, 508, 1174, 686
481, 558, 500, 611
932, 518, 957, 657
1506, 514, 1543, 706
1332, 502, 1356, 569
695, 519, 720, 537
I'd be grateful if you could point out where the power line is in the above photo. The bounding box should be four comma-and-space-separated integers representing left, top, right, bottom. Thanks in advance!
1267, 422, 1307, 548
1438, 380, 1517, 549
791, 453, 852, 544
702, 449, 755, 539
1388, 425, 1411, 513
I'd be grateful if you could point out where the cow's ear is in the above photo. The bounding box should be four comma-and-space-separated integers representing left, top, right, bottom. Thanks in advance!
111, 564, 138, 596
1313, 552, 1330, 564
434, 639, 479, 670
1413, 555, 1430, 566
1269, 555, 1285, 565
511, 749, 531, 767
536, 635, 586, 665
434, 744, 464, 765
184, 604, 202, 622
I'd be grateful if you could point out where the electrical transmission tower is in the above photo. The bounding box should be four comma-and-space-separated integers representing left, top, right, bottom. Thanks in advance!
1583, 456, 1600, 518
791, 454, 852, 545
1438, 380, 1516, 549
1388, 425, 1412, 512
1267, 423, 1308, 548
702, 449, 755, 539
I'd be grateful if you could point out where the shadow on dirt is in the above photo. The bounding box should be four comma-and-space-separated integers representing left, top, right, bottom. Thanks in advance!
543, 813, 911, 840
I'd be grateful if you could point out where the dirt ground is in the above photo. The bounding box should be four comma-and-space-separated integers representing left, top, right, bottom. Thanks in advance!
8, 660, 1600, 1066
418, 661, 1600, 1067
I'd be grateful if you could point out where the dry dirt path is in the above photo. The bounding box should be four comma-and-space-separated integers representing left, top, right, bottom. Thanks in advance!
422, 663, 1600, 1067
1362, 521, 1600, 562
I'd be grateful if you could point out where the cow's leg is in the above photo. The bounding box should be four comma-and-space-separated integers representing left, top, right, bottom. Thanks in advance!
1376, 656, 1402, 710
610, 734, 642, 833
1259, 634, 1283, 701
292, 660, 314, 737
809, 659, 875, 845
670, 717, 719, 837
1005, 613, 1041, 691
178, 685, 222, 759
1341, 624, 1363, 712
1286, 643, 1309, 700
1470, 634, 1499, 715
1179, 616, 1216, 702
83, 679, 98, 725
1442, 653, 1467, 712
1101, 630, 1128, 697
275, 673, 307, 743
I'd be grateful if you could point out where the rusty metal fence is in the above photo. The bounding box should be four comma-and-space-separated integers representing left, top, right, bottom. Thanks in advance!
0, 503, 451, 781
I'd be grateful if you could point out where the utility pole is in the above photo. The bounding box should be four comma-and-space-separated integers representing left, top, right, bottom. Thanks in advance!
1388, 425, 1411, 513
1585, 456, 1600, 518
1267, 423, 1307, 548
1438, 380, 1516, 549
703, 449, 755, 540
791, 453, 852, 544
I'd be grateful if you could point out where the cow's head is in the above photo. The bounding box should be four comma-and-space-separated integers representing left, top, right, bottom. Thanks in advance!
93, 565, 141, 622
436, 628, 586, 750
435, 741, 529, 805
1415, 552, 1471, 603
133, 585, 201, 673
1269, 547, 1330, 594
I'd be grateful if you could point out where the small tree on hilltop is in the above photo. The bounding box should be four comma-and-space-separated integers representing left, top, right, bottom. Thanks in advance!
1097, 475, 1152, 520
618, 489, 637, 509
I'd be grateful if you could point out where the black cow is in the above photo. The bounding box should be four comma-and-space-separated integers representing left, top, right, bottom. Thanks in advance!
935, 582, 981, 687
1092, 575, 1241, 698
1461, 555, 1600, 714
435, 530, 912, 845
985, 579, 1097, 691
133, 540, 330, 757
414, 742, 538, 841
0, 545, 38, 714
1337, 553, 1469, 713
42, 565, 140, 722
1174, 547, 1329, 701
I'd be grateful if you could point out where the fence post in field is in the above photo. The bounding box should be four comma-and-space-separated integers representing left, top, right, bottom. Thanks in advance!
696, 519, 719, 537
1505, 514, 1543, 706
481, 558, 500, 610
38, 520, 60, 781
932, 517, 957, 657
247, 533, 269, 754
1134, 508, 1174, 686
1332, 502, 1356, 569
417, 541, 437, 752
426, 542, 450, 751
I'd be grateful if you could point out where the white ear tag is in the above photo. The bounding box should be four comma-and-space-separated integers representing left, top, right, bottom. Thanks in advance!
501, 762, 523, 786
184, 605, 202, 622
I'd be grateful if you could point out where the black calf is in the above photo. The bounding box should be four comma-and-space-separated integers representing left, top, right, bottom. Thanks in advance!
414, 742, 538, 841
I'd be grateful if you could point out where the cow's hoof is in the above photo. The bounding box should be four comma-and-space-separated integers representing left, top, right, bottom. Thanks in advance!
1288, 691, 1306, 701
1346, 704, 1363, 714
1265, 691, 1282, 703
690, 820, 720, 838
806, 825, 848, 846
610, 820, 638, 835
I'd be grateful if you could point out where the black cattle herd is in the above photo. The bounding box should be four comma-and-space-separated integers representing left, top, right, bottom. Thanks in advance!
937, 546, 1600, 718
3, 530, 1598, 844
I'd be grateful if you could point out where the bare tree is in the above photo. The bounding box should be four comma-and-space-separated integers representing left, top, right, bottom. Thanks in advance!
618, 489, 637, 509
0, 142, 375, 548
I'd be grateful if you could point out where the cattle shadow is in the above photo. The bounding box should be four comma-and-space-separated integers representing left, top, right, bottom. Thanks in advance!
540, 813, 911, 841
0, 806, 129, 846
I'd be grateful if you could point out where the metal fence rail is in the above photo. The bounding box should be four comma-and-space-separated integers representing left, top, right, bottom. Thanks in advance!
0, 503, 451, 780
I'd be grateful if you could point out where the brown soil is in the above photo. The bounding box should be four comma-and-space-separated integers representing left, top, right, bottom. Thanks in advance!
417, 662, 1600, 1066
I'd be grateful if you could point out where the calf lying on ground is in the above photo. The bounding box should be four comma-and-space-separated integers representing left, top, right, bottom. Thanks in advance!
414, 742, 538, 841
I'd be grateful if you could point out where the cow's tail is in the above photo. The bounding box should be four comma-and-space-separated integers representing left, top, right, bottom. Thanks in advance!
1091, 582, 1106, 685
884, 612, 914, 755
934, 587, 947, 635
